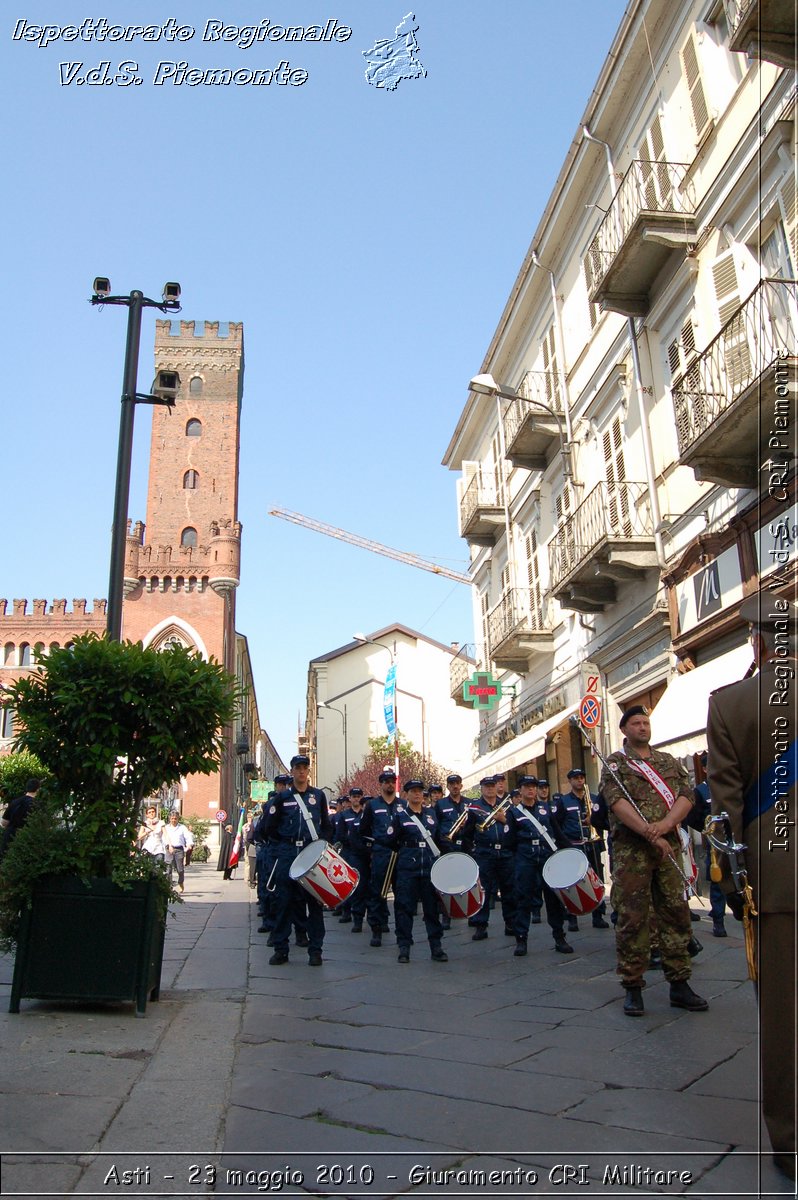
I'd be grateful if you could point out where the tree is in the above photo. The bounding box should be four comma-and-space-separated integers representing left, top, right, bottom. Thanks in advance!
335, 735, 450, 798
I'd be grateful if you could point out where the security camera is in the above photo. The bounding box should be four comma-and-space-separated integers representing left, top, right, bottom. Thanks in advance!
152, 370, 180, 402
162, 282, 181, 303
93, 277, 111, 297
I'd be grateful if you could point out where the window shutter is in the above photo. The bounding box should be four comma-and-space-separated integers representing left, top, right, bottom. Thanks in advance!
780, 178, 798, 276
603, 416, 631, 536
525, 530, 542, 625
712, 252, 750, 390
541, 325, 561, 406
681, 33, 712, 142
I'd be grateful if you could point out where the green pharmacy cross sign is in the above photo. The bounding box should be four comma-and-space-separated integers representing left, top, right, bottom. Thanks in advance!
463, 671, 502, 710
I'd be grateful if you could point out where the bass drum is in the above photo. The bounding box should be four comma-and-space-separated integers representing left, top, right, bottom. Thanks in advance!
289, 840, 359, 909
542, 847, 605, 916
430, 852, 485, 919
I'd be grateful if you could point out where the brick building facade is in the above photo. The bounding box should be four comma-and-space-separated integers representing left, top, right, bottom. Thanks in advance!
0, 319, 267, 819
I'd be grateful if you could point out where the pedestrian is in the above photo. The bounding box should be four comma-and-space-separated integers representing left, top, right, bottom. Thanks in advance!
463, 776, 515, 941
334, 788, 369, 930
598, 706, 708, 1016
359, 769, 402, 946
0, 778, 40, 858
707, 592, 797, 1180
262, 754, 332, 966
216, 808, 240, 880
506, 776, 574, 956
553, 768, 610, 930
389, 780, 447, 963
137, 805, 166, 862
163, 809, 191, 893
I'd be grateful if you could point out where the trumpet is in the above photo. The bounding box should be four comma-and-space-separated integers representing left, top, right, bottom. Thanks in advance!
447, 806, 470, 840
477, 797, 512, 832
582, 794, 602, 842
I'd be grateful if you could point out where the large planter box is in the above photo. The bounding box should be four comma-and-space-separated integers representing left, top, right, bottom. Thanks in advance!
9, 876, 167, 1017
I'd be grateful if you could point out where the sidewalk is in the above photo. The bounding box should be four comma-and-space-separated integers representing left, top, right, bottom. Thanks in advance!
0, 864, 793, 1199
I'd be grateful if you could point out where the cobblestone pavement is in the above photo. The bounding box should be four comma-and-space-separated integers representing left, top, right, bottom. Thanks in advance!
0, 864, 793, 1199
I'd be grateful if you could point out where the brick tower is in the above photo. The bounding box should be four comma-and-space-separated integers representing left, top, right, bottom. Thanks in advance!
122, 319, 244, 819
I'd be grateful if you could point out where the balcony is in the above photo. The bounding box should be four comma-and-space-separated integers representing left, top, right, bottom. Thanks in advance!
728, 0, 796, 67
450, 644, 476, 707
502, 372, 564, 471
459, 470, 505, 547
548, 482, 658, 612
487, 589, 555, 673
588, 161, 697, 316
673, 278, 798, 489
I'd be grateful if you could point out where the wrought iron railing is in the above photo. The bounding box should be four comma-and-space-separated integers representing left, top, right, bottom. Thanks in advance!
503, 371, 563, 447
449, 645, 475, 695
459, 469, 502, 532
587, 160, 696, 293
726, 0, 756, 37
673, 278, 798, 453
548, 482, 654, 590
487, 588, 548, 652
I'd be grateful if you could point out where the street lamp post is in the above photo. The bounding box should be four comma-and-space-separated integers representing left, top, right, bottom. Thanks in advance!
91, 278, 182, 640
353, 632, 400, 782
318, 701, 348, 785
469, 372, 573, 480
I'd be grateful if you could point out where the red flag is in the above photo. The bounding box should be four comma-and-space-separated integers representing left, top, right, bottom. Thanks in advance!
227, 809, 246, 868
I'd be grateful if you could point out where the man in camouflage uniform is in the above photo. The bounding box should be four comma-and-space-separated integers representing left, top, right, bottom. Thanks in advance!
599, 705, 708, 1017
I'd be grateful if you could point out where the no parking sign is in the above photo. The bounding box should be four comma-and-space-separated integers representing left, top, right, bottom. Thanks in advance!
579, 695, 602, 728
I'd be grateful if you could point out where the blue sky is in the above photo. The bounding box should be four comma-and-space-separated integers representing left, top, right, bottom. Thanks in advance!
2, 2, 627, 762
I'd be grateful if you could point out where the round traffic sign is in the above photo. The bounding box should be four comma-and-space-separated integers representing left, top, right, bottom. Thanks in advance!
215, 809, 228, 823
579, 695, 602, 728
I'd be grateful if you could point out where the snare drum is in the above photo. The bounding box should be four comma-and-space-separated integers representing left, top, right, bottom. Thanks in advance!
289, 840, 359, 909
430, 852, 485, 919
542, 847, 604, 916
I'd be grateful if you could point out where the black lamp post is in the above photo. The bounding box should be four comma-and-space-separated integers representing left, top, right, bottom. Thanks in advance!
91, 279, 182, 640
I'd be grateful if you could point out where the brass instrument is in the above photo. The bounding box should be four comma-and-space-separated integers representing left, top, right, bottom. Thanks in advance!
380, 850, 398, 899
582, 793, 601, 842
477, 797, 512, 832
447, 806, 470, 840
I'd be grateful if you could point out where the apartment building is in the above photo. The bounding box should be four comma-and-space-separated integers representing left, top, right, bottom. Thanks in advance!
443, 0, 797, 792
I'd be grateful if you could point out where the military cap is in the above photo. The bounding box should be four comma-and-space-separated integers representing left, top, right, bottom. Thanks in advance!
428, 784, 444, 794
403, 779, 425, 792
446, 773, 462, 784
349, 787, 364, 797
378, 768, 396, 783
274, 773, 292, 785
518, 775, 538, 787
290, 754, 310, 768
567, 767, 586, 779
479, 775, 497, 787
537, 777, 551, 788
493, 771, 507, 780
619, 705, 649, 730
739, 592, 798, 629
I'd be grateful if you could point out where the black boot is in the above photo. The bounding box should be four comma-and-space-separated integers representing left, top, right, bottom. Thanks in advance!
369, 928, 382, 947
554, 937, 574, 954
351, 920, 362, 933
471, 927, 488, 941
687, 935, 704, 957
669, 980, 708, 1011
624, 987, 644, 1016
513, 938, 527, 957
430, 944, 448, 962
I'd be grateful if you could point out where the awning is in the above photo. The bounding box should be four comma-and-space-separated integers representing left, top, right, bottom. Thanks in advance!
649, 643, 752, 755
462, 701, 580, 790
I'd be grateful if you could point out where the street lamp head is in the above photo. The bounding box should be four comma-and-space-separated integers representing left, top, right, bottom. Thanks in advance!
93, 276, 111, 298
352, 631, 367, 643
162, 282, 181, 303
469, 373, 499, 397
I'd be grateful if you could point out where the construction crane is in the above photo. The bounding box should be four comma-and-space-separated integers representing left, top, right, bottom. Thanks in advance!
269, 507, 471, 585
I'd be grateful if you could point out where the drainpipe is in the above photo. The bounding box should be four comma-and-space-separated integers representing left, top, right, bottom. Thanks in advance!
628, 316, 666, 567
530, 253, 574, 454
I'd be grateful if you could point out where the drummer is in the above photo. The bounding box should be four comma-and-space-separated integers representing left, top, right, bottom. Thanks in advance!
435, 774, 469, 854
335, 787, 369, 933
262, 754, 333, 967
462, 776, 516, 942
388, 780, 448, 963
505, 776, 573, 956
359, 769, 402, 947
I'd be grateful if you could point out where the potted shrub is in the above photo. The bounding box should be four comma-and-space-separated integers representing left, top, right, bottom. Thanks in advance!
0, 633, 238, 1016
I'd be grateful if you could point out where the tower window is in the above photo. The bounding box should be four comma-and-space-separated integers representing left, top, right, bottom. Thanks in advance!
186, 419, 202, 437
181, 527, 198, 549
189, 376, 203, 396
183, 470, 199, 490
19, 643, 31, 667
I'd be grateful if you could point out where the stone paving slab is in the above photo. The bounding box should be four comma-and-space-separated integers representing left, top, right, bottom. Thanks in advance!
232, 1067, 376, 1117
511, 1040, 716, 1090
569, 1086, 763, 1148
685, 1038, 760, 1101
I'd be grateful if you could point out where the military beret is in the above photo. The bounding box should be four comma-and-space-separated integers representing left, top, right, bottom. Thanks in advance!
567, 767, 586, 779
290, 754, 310, 768
739, 592, 798, 629
403, 779, 424, 792
619, 705, 649, 729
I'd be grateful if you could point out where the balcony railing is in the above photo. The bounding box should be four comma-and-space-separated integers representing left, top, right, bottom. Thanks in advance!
587, 161, 697, 314
728, 0, 797, 67
673, 278, 798, 461
487, 589, 548, 649
503, 372, 563, 444
449, 645, 475, 699
549, 482, 654, 592
459, 469, 504, 542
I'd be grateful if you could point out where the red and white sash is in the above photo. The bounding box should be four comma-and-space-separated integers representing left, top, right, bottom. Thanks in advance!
621, 752, 676, 810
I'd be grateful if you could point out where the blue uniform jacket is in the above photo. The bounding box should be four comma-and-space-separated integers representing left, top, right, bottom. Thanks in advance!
505, 801, 567, 861
388, 805, 442, 875
464, 798, 513, 856
263, 787, 333, 850
359, 797, 402, 848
